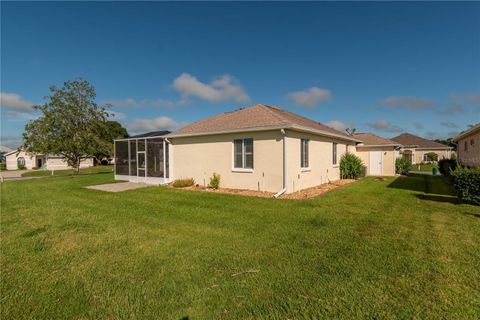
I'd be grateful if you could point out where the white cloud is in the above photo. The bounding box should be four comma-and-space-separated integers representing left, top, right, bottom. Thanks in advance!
325, 120, 353, 132
103, 98, 138, 108
107, 110, 127, 121
123, 116, 182, 134
0, 92, 35, 113
414, 123, 424, 130
173, 73, 249, 104
379, 96, 433, 109
104, 98, 175, 109
439, 103, 466, 115
440, 121, 458, 129
449, 92, 480, 103
366, 119, 403, 133
0, 135, 23, 149
287, 87, 332, 108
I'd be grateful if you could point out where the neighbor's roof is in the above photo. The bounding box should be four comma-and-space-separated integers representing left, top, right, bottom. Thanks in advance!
353, 133, 401, 147
168, 104, 360, 142
453, 123, 480, 142
391, 133, 452, 149
128, 131, 171, 138
0, 146, 13, 153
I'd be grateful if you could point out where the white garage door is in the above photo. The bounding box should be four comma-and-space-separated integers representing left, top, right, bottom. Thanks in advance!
369, 151, 382, 176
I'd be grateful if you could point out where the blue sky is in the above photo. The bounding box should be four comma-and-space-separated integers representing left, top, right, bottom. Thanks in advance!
1, 1, 479, 148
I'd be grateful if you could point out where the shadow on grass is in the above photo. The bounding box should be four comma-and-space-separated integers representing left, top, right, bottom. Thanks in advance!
414, 194, 459, 204
388, 173, 459, 204
464, 212, 480, 218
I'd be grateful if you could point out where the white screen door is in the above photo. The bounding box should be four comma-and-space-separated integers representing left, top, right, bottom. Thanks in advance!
369, 151, 382, 176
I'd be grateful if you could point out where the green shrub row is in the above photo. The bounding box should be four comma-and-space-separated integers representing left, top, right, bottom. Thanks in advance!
17, 164, 26, 170
340, 153, 364, 179
438, 158, 457, 176
0, 163, 6, 171
451, 166, 480, 205
395, 158, 411, 175
172, 178, 195, 188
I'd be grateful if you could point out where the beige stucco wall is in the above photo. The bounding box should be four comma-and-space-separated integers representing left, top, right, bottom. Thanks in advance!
414, 149, 452, 164
285, 130, 354, 193
170, 130, 284, 193
6, 151, 36, 170
353, 146, 396, 176
45, 157, 94, 169
5, 151, 94, 170
456, 130, 480, 167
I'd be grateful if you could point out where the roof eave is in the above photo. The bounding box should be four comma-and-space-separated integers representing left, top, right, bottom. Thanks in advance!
453, 125, 480, 141
167, 124, 361, 142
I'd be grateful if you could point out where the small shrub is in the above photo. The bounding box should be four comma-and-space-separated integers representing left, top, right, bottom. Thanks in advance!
209, 172, 220, 189
0, 163, 6, 170
451, 166, 480, 205
340, 153, 364, 179
172, 178, 195, 188
438, 158, 457, 177
17, 164, 26, 170
101, 159, 109, 165
395, 158, 411, 175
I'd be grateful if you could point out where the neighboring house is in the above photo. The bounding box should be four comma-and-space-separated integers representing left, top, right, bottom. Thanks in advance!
453, 123, 480, 167
0, 146, 13, 164
352, 133, 401, 176
5, 149, 94, 170
115, 104, 361, 195
391, 133, 453, 164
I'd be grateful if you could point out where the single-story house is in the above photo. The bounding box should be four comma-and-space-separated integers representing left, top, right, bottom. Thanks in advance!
352, 133, 401, 176
453, 123, 480, 167
115, 104, 362, 195
5, 149, 94, 170
391, 133, 453, 164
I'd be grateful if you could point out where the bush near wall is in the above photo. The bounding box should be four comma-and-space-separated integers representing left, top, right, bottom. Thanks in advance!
209, 173, 220, 189
340, 153, 364, 179
0, 163, 6, 171
17, 164, 26, 170
395, 158, 411, 175
172, 178, 195, 188
451, 166, 480, 205
438, 158, 457, 177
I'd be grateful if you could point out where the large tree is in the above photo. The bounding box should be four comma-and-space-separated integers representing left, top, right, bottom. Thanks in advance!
23, 78, 110, 173
95, 120, 129, 161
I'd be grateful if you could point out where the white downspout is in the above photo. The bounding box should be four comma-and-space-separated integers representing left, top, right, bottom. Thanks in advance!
273, 129, 287, 198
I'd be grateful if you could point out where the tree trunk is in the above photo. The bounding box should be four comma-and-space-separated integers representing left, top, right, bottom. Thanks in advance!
75, 158, 81, 174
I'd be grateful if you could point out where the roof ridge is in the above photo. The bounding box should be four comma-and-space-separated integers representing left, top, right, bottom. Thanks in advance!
258, 104, 291, 125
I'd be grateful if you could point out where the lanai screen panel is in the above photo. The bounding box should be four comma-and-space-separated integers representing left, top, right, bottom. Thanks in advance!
147, 138, 164, 177
115, 141, 129, 175
129, 140, 137, 175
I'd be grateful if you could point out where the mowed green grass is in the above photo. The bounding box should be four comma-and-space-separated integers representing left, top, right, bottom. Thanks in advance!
1, 173, 479, 319
21, 165, 114, 177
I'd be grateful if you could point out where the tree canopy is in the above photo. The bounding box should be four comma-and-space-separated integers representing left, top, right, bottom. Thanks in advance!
23, 78, 114, 172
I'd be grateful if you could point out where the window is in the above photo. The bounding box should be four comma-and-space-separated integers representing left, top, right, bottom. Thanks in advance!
17, 157, 25, 166
465, 141, 468, 152
471, 139, 475, 146
333, 143, 338, 165
301, 139, 309, 168
233, 138, 253, 169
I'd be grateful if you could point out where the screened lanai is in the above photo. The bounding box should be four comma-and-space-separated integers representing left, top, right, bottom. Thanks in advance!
114, 131, 171, 184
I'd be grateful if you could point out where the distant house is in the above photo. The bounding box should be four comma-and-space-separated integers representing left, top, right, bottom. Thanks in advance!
0, 146, 13, 164
352, 133, 402, 176
4, 149, 94, 170
391, 133, 453, 164
453, 123, 480, 167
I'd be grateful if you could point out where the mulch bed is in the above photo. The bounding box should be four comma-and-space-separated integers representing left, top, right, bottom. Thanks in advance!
169, 179, 357, 199
281, 179, 357, 200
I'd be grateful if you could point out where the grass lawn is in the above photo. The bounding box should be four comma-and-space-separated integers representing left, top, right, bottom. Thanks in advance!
1, 173, 479, 319
411, 163, 436, 171
21, 165, 114, 177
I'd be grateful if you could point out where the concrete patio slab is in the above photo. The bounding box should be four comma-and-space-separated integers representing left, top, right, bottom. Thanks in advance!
85, 182, 151, 192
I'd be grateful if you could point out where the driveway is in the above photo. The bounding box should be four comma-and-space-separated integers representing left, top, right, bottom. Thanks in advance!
0, 170, 31, 180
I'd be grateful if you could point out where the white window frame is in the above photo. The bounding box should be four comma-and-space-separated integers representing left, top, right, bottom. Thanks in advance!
333, 143, 338, 166
301, 138, 310, 171
232, 138, 254, 172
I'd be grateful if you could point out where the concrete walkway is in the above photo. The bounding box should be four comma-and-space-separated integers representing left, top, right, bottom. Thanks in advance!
85, 182, 151, 192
